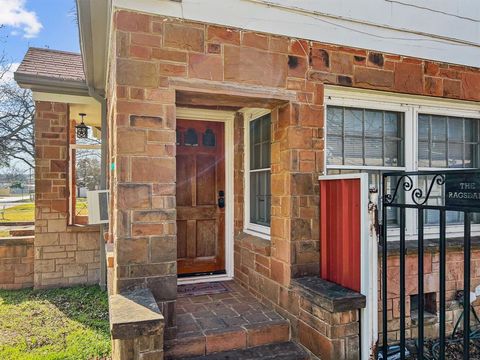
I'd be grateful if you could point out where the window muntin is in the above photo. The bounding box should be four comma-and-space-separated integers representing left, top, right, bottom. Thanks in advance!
248, 114, 271, 228
327, 106, 404, 167
418, 114, 480, 225
418, 114, 479, 168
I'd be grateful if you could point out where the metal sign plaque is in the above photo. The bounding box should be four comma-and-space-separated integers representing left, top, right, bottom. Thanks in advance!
445, 172, 480, 209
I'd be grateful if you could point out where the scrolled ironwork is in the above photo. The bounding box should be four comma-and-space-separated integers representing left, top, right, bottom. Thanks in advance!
383, 174, 413, 204
411, 174, 445, 206
384, 173, 446, 206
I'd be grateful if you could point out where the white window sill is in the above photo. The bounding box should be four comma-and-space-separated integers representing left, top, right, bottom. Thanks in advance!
244, 225, 271, 241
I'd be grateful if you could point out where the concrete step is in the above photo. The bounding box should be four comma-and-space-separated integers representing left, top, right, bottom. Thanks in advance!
165, 319, 291, 359
178, 341, 309, 360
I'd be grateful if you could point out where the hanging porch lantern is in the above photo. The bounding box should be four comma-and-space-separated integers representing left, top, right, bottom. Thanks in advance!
76, 113, 89, 139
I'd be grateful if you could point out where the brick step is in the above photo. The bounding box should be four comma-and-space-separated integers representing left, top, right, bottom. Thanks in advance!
165, 319, 290, 359
178, 341, 309, 360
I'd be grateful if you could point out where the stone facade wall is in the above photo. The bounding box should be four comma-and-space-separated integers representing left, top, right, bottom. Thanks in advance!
381, 244, 480, 343
0, 237, 34, 289
34, 101, 100, 289
109, 8, 480, 357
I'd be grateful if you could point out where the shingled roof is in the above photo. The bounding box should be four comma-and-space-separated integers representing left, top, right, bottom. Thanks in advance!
16, 47, 85, 82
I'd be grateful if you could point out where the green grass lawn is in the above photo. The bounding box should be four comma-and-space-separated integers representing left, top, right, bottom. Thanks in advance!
0, 286, 111, 360
0, 200, 89, 223
0, 203, 35, 223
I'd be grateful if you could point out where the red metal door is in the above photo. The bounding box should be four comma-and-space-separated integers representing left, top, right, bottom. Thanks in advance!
319, 176, 362, 292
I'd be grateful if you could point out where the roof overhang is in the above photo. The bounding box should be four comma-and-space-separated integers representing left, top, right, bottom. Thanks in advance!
76, 0, 112, 95
14, 72, 89, 96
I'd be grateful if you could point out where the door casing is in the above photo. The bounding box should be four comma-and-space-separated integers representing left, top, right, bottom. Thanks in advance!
176, 107, 235, 285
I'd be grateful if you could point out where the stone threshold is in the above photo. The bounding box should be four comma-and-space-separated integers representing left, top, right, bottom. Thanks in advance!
165, 281, 290, 359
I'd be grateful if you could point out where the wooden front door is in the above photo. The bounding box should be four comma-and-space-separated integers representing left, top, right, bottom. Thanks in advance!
176, 119, 225, 276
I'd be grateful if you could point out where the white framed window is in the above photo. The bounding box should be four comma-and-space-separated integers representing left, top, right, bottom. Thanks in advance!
325, 86, 480, 240
243, 108, 271, 239
68, 124, 102, 225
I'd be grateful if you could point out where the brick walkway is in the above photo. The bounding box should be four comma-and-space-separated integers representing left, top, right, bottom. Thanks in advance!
165, 281, 291, 359
181, 341, 309, 360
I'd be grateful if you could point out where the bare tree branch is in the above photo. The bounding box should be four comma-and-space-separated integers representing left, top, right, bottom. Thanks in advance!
0, 66, 35, 169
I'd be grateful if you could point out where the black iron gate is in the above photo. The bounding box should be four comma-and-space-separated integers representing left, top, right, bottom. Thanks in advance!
380, 170, 480, 360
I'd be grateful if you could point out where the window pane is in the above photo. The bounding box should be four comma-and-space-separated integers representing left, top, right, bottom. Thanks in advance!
344, 137, 363, 165
465, 119, 476, 142
261, 142, 270, 169
266, 172, 271, 226
365, 110, 383, 134
431, 142, 447, 167
431, 116, 447, 141
250, 115, 271, 170
261, 117, 270, 142
250, 171, 271, 227
418, 115, 430, 141
448, 119, 463, 142
252, 119, 261, 144
74, 148, 101, 221
465, 144, 474, 168
345, 108, 363, 136
327, 106, 343, 135
364, 137, 383, 166
385, 112, 400, 137
249, 123, 255, 168
418, 141, 430, 167
448, 143, 463, 168
385, 140, 401, 166
327, 135, 343, 165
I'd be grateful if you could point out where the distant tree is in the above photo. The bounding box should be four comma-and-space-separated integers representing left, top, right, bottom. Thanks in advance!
0, 165, 27, 183
0, 77, 35, 168
0, 35, 35, 169
76, 157, 101, 192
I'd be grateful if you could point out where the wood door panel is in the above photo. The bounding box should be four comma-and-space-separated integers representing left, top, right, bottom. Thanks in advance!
177, 207, 217, 221
177, 220, 187, 258
196, 219, 216, 257
176, 119, 225, 275
196, 154, 216, 205
176, 155, 194, 206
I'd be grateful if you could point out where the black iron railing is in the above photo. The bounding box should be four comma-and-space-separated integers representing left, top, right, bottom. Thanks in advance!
380, 169, 480, 360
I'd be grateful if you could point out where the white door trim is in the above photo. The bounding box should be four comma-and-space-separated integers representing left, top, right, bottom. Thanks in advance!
175, 107, 236, 285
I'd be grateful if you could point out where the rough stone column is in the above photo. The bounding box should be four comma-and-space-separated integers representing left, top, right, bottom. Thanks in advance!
112, 12, 178, 337
34, 101, 100, 288
271, 94, 324, 285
